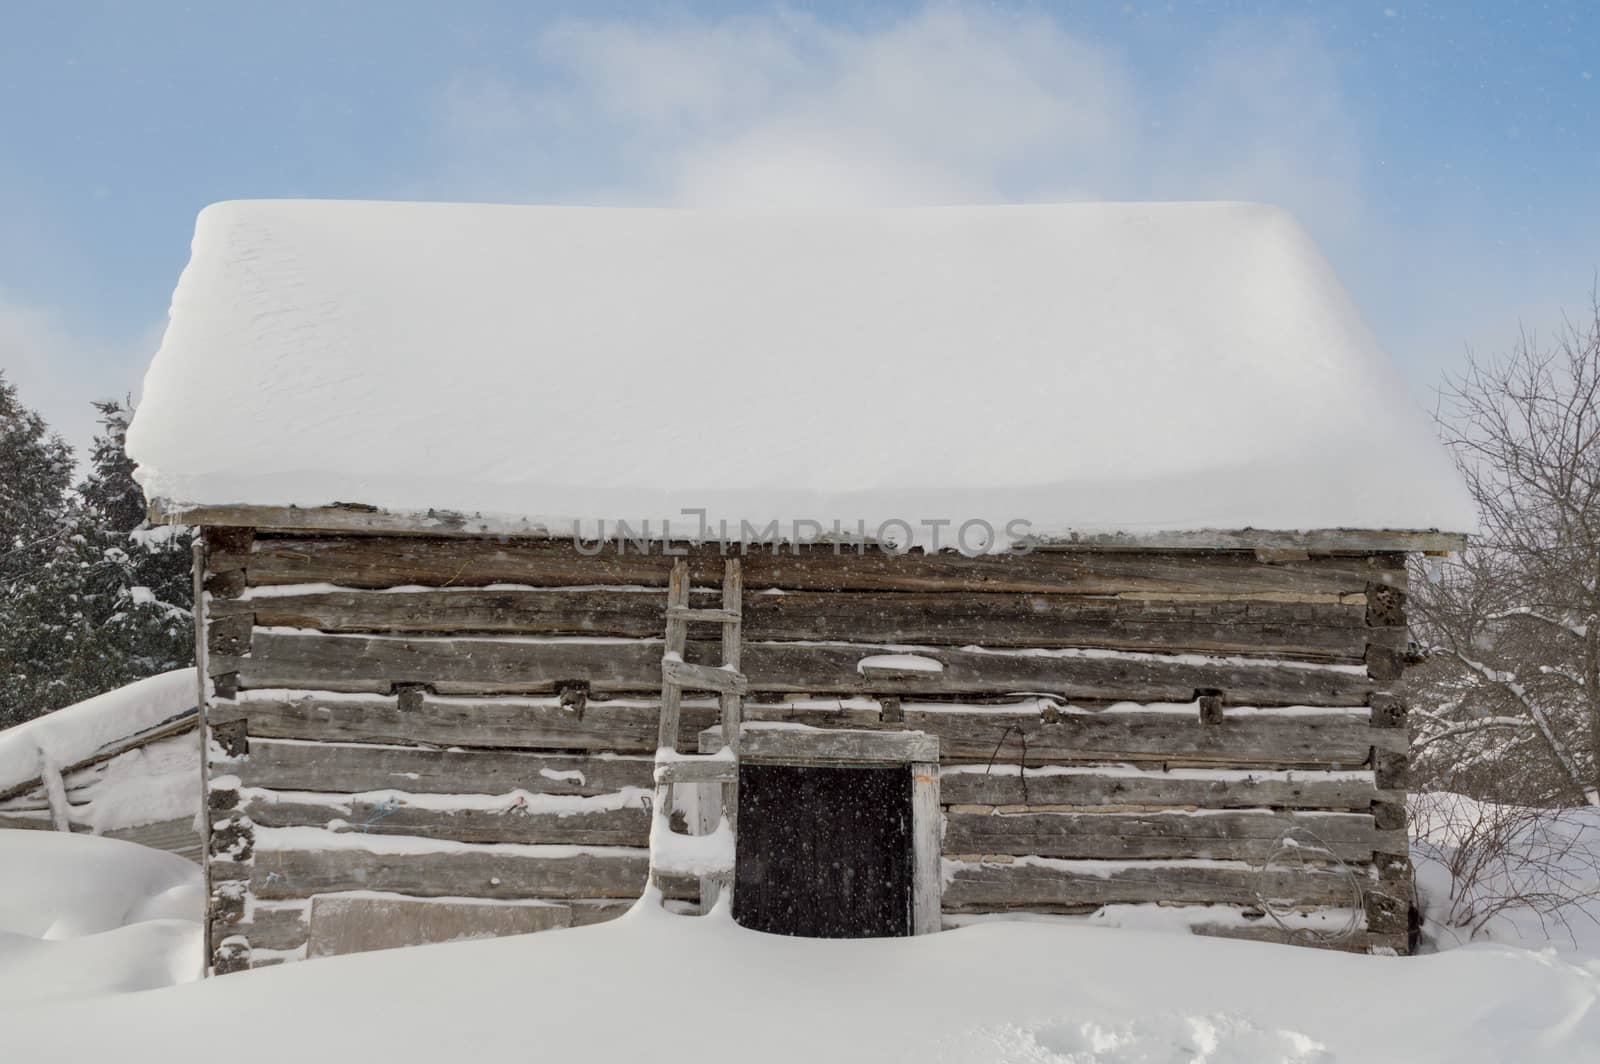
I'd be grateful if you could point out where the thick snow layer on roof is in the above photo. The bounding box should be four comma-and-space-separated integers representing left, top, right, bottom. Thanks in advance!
128, 199, 1475, 540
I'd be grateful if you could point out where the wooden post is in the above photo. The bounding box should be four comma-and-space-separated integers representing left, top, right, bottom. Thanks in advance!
720, 558, 742, 859
651, 560, 691, 900
911, 759, 942, 935
656, 559, 690, 754
192, 535, 212, 976
698, 774, 727, 915
37, 751, 70, 832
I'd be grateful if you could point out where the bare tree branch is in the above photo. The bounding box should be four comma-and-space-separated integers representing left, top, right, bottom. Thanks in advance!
1437, 649, 1599, 805
1407, 289, 1600, 806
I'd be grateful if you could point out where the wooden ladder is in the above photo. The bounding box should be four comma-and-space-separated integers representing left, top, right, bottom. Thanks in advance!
646, 557, 746, 911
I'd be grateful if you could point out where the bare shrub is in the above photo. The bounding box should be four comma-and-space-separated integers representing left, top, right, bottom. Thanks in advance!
1409, 789, 1600, 949
1405, 292, 1600, 806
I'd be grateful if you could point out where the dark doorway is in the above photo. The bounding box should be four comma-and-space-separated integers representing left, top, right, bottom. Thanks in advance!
734, 763, 913, 938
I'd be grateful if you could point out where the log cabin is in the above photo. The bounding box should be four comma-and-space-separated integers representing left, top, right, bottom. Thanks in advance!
126, 199, 1475, 973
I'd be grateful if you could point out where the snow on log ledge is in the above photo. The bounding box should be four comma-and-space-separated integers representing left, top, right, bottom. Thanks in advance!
127, 199, 1475, 545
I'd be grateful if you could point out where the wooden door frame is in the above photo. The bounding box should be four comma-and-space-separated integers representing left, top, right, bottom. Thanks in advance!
698, 724, 941, 935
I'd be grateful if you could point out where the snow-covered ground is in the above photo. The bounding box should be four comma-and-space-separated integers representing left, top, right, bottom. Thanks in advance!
0, 830, 202, 1004
2, 896, 1597, 1063
3, 804, 1599, 1062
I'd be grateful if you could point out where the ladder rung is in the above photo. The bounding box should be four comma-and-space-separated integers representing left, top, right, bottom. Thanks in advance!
652, 855, 734, 879
663, 658, 748, 695
666, 606, 741, 624
655, 759, 738, 786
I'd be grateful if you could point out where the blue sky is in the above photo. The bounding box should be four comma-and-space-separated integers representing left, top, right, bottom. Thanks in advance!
2, 1, 1596, 455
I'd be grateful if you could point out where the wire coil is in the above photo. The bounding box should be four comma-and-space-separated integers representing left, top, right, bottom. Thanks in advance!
1254, 824, 1366, 945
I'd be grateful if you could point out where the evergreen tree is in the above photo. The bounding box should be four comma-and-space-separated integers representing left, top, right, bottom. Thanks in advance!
80, 400, 150, 532
56, 400, 195, 703
88, 399, 194, 675
0, 390, 194, 728
0, 372, 78, 727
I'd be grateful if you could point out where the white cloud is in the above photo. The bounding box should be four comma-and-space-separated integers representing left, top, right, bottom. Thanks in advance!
435, 4, 1365, 241
538, 7, 1134, 207
1145, 20, 1366, 238
413, 4, 1600, 401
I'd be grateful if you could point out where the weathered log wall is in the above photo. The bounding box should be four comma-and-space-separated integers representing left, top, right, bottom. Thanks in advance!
201, 529, 1414, 971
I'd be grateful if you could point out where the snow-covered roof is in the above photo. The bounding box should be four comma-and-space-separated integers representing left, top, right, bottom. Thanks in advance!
128, 199, 1475, 546
0, 671, 196, 796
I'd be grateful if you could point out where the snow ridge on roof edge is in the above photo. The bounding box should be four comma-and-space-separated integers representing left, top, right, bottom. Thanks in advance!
150, 499, 1466, 554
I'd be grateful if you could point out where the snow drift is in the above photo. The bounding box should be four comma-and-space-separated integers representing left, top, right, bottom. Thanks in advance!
3, 902, 1597, 1063
0, 830, 202, 1003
